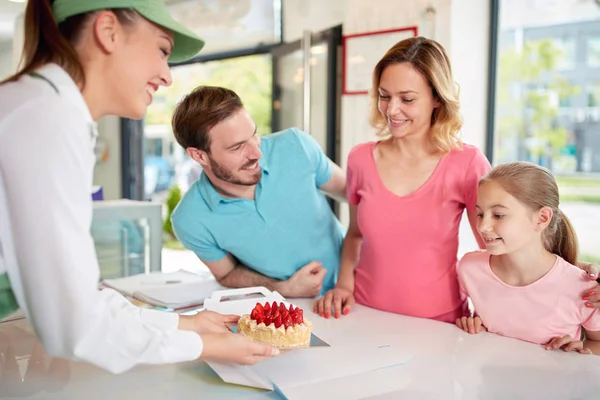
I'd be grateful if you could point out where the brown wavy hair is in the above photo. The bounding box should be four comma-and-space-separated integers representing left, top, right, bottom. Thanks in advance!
369, 36, 463, 153
480, 161, 579, 265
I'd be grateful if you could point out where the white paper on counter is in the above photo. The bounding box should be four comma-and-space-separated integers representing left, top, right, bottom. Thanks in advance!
204, 360, 274, 390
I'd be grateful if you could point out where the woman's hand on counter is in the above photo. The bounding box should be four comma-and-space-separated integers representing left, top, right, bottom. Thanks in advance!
313, 286, 355, 319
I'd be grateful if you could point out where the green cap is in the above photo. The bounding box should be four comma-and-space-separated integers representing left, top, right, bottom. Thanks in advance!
52, 0, 204, 63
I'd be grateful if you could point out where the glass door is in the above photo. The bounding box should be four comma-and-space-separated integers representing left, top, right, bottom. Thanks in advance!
271, 26, 342, 165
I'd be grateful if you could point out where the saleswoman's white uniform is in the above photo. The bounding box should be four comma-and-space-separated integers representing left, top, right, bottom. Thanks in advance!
0, 64, 202, 373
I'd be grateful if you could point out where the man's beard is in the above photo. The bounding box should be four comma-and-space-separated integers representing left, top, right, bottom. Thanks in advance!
209, 156, 262, 186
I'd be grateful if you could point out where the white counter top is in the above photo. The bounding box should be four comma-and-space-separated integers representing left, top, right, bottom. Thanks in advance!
1, 298, 599, 399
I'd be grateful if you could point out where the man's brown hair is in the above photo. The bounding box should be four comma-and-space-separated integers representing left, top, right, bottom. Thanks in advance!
171, 86, 244, 152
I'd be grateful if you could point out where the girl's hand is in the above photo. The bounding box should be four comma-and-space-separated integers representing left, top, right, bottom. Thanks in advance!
544, 335, 592, 354
456, 316, 487, 334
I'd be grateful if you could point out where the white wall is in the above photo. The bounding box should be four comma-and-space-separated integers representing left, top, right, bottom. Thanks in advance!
282, 0, 346, 42
449, 0, 491, 151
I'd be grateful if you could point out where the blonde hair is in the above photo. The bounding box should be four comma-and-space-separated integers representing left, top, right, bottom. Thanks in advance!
369, 36, 462, 153
481, 162, 579, 265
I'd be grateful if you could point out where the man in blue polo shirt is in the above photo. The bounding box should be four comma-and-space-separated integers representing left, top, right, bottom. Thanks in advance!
170, 86, 346, 297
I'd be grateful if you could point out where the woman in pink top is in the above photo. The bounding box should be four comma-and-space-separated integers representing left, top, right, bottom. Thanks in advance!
314, 37, 490, 322
456, 162, 600, 354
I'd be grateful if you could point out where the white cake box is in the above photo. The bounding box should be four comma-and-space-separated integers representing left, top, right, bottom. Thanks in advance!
202, 287, 412, 398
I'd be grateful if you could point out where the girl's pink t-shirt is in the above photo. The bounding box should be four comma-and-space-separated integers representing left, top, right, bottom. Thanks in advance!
458, 251, 600, 344
347, 141, 491, 322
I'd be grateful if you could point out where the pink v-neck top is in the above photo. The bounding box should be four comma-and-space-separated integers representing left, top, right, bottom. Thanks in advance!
347, 141, 491, 322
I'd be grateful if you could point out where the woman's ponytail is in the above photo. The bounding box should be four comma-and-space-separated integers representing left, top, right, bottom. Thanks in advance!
3, 0, 85, 84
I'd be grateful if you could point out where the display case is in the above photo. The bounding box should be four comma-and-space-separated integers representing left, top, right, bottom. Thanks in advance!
91, 200, 162, 279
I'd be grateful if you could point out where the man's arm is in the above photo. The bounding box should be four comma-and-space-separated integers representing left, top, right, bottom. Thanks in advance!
204, 253, 284, 292
203, 254, 327, 298
319, 160, 346, 202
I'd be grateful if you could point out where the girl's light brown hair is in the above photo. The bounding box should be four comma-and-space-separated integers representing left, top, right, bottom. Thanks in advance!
369, 36, 462, 153
2, 0, 137, 86
481, 161, 579, 265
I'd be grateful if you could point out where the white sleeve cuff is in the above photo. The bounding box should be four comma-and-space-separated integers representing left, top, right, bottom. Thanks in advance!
163, 329, 204, 362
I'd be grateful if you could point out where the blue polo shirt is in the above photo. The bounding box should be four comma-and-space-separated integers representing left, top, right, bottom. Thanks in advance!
171, 128, 345, 294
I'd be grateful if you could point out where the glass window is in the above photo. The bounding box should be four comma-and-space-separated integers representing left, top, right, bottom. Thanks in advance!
588, 37, 600, 68
555, 38, 576, 70
559, 94, 572, 108
588, 85, 600, 107
493, 0, 600, 264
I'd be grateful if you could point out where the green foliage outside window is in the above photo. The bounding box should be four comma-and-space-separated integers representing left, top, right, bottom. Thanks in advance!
163, 184, 182, 239
146, 54, 272, 136
497, 39, 581, 162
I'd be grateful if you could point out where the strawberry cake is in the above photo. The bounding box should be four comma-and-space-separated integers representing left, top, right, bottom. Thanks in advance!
237, 301, 312, 349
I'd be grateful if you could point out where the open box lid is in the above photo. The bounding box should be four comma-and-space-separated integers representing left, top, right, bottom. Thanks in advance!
203, 286, 286, 316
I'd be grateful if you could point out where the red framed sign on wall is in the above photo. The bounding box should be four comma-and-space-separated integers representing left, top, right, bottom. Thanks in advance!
342, 26, 418, 96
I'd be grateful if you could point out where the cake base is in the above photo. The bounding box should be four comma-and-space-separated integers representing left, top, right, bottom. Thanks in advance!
237, 314, 312, 349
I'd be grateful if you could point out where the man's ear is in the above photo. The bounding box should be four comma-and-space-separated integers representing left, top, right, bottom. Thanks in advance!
92, 11, 122, 55
535, 206, 553, 232
186, 148, 209, 167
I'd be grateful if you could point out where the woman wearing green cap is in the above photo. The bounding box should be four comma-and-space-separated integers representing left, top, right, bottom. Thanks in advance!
0, 0, 279, 373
